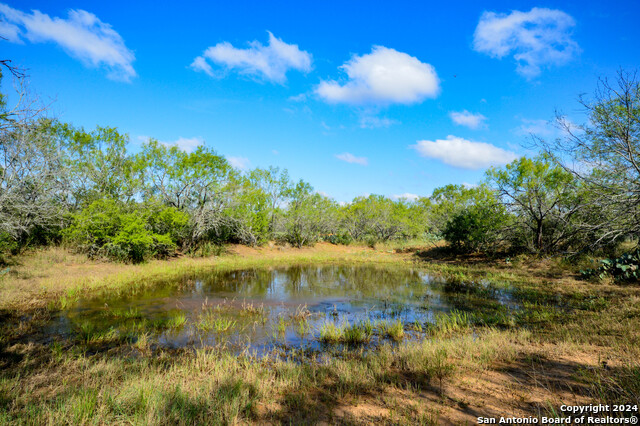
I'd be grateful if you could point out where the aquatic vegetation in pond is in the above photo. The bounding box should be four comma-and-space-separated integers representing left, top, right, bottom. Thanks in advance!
432, 310, 473, 336
105, 306, 143, 320
53, 265, 529, 355
319, 321, 343, 343
317, 319, 376, 345
294, 319, 310, 340
166, 312, 187, 330
379, 319, 405, 341
290, 304, 312, 322
343, 320, 374, 344
239, 301, 268, 318
77, 321, 121, 344
196, 310, 236, 333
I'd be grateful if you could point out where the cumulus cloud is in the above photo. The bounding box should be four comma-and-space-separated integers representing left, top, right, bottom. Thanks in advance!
0, 3, 136, 81
410, 135, 517, 170
392, 193, 419, 201
449, 110, 487, 129
316, 46, 440, 105
473, 7, 579, 78
335, 152, 368, 166
191, 31, 312, 84
228, 156, 251, 170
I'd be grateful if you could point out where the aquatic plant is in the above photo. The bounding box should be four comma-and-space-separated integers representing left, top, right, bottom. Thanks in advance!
196, 310, 236, 333
343, 321, 373, 344
319, 321, 343, 343
432, 310, 472, 335
166, 312, 187, 330
380, 319, 405, 341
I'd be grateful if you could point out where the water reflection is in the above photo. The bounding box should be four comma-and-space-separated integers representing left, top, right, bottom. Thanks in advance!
54, 265, 516, 355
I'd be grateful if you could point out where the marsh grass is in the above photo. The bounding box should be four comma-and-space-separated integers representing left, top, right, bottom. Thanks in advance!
166, 312, 187, 330
196, 310, 236, 333
239, 301, 268, 319
380, 319, 405, 341
432, 310, 473, 336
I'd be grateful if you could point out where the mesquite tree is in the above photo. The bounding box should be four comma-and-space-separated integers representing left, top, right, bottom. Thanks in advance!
543, 70, 640, 249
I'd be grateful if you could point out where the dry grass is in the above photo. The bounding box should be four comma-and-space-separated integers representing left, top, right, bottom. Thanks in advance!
1, 242, 639, 424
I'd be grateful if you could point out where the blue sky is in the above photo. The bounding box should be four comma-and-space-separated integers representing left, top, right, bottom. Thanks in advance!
1, 0, 639, 202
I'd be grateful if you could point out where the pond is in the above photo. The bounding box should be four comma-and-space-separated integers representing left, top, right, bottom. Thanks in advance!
52, 265, 519, 356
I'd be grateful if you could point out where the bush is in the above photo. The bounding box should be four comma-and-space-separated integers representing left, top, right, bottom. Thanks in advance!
442, 204, 506, 253
0, 232, 18, 264
325, 232, 352, 245
580, 248, 640, 282
65, 199, 185, 263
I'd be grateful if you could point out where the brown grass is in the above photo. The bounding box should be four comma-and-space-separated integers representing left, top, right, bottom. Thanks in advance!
0, 242, 639, 424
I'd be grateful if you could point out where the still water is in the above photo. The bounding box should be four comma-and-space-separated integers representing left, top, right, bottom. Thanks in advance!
53, 265, 516, 354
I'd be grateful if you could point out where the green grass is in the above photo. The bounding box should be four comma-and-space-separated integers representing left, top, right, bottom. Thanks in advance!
379, 319, 405, 341
196, 310, 236, 333
166, 312, 187, 330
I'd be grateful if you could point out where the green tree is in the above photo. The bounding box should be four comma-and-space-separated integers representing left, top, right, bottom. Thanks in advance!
428, 184, 499, 235
139, 139, 232, 210
442, 203, 508, 253
51, 122, 142, 206
487, 155, 582, 253
65, 199, 187, 263
546, 70, 640, 249
277, 181, 337, 247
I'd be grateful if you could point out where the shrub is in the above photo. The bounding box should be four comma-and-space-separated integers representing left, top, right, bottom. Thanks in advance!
442, 204, 507, 253
581, 248, 640, 282
325, 232, 352, 245
65, 199, 183, 263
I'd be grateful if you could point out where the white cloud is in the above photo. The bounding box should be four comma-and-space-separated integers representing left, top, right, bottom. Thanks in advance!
190, 56, 213, 76
288, 93, 307, 102
191, 31, 312, 84
449, 110, 487, 129
316, 46, 440, 105
0, 3, 136, 81
161, 137, 204, 153
359, 115, 399, 129
228, 156, 251, 170
410, 135, 517, 170
473, 7, 579, 78
392, 193, 419, 201
335, 152, 368, 166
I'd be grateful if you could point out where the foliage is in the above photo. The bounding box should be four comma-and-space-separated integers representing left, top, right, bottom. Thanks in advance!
544, 70, 640, 249
52, 122, 142, 206
487, 155, 582, 253
138, 139, 232, 210
276, 181, 337, 247
341, 195, 425, 242
64, 199, 185, 263
581, 248, 640, 282
442, 202, 508, 253
3, 68, 640, 266
0, 114, 67, 253
428, 184, 497, 236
